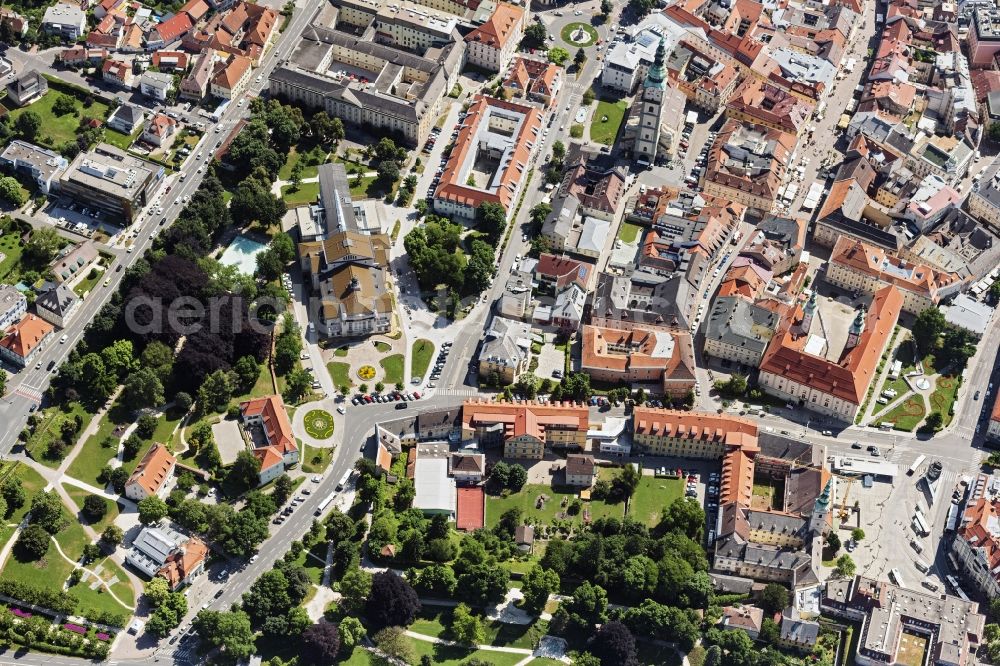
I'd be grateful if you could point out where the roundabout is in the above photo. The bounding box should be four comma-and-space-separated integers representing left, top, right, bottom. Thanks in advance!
561, 22, 598, 47
358, 365, 377, 381
303, 409, 335, 439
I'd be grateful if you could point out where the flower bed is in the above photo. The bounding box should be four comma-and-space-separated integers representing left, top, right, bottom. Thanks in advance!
11, 608, 31, 618
64, 623, 86, 635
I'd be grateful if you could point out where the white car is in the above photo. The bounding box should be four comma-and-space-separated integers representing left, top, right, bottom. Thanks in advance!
60, 334, 68, 343
311, 475, 323, 483
337, 406, 346, 414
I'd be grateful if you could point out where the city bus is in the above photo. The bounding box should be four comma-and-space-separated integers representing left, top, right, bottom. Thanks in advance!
335, 470, 352, 492
315, 492, 337, 517
907, 455, 926, 476
889, 568, 905, 587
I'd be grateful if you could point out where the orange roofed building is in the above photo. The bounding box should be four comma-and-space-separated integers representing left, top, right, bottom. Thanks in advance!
464, 2, 525, 73
157, 536, 208, 591
826, 236, 963, 315
0, 314, 53, 368
703, 118, 797, 212
240, 395, 299, 486
433, 94, 542, 220
461, 400, 590, 460
125, 443, 177, 502
951, 490, 1000, 600
758, 286, 903, 422
581, 324, 696, 397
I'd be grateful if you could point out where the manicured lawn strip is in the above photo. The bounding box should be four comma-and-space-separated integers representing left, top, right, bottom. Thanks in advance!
485, 482, 624, 528
0, 229, 25, 280
67, 401, 131, 486
590, 99, 627, 146
380, 354, 404, 386
151, 408, 185, 445
281, 181, 319, 207
334, 346, 349, 357
618, 222, 642, 244
301, 441, 335, 475
879, 395, 926, 432
102, 125, 142, 151
293, 541, 327, 585
249, 363, 276, 399
68, 575, 130, 615
26, 401, 93, 469
409, 638, 526, 666
627, 476, 683, 526
411, 339, 435, 379
1, 539, 75, 594
53, 516, 90, 562
349, 175, 381, 199
374, 341, 391, 353
64, 487, 120, 534
7, 89, 111, 147
328, 362, 353, 388
72, 265, 105, 297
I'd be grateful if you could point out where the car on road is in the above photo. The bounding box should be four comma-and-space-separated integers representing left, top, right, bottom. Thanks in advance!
975, 390, 981, 400
822, 430, 832, 436
60, 334, 68, 343
337, 406, 345, 414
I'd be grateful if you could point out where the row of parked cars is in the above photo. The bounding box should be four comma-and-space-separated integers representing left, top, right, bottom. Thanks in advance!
428, 341, 452, 384
684, 127, 717, 189
352, 391, 423, 406
273, 489, 313, 525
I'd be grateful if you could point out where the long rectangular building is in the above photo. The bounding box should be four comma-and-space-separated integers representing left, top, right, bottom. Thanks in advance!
268, 24, 462, 147
461, 400, 590, 460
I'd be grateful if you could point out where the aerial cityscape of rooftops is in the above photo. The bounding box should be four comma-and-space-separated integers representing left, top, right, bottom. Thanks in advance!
3, 0, 1000, 663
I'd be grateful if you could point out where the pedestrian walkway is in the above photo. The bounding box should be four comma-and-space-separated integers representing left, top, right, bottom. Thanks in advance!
47, 534, 135, 611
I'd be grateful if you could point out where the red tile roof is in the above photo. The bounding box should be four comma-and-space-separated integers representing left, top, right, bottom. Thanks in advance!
0, 315, 53, 361
465, 2, 523, 50
127, 443, 176, 497
462, 399, 589, 443
240, 395, 296, 455
153, 12, 193, 44
759, 286, 903, 405
157, 536, 208, 589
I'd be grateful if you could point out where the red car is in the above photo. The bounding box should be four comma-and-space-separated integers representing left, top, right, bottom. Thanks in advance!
363, 395, 372, 403
413, 391, 421, 399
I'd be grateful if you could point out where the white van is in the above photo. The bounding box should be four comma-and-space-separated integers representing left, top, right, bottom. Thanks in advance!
914, 558, 930, 573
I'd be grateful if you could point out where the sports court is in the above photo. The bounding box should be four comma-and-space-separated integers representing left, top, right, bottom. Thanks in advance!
456, 487, 485, 531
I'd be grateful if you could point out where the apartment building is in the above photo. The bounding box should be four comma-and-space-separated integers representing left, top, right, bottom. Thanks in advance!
580, 324, 696, 397
0, 140, 68, 195
0, 285, 26, 331
631, 408, 759, 458
951, 495, 1000, 601
703, 119, 797, 212
124, 443, 176, 502
703, 296, 783, 367
0, 314, 53, 368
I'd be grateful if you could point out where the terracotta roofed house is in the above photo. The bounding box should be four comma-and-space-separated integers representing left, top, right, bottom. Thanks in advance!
581, 324, 697, 397
125, 443, 177, 501
240, 395, 299, 486
565, 453, 596, 487
703, 118, 797, 212
534, 253, 594, 293
951, 494, 1000, 600
211, 53, 253, 99
157, 536, 208, 591
464, 3, 525, 73
0, 314, 53, 368
147, 11, 194, 49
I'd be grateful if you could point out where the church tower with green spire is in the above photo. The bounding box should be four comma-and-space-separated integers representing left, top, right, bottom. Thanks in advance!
635, 37, 668, 165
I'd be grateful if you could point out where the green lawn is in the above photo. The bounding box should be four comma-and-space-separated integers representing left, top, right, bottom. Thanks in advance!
301, 441, 334, 475
70, 556, 135, 612
485, 482, 625, 528
72, 265, 104, 297
102, 125, 142, 151
151, 408, 185, 446
560, 22, 598, 46
411, 339, 434, 380
328, 361, 353, 389
380, 354, 404, 386
7, 88, 110, 147
349, 175, 382, 199
1, 497, 88, 596
281, 181, 320, 207
879, 395, 927, 432
374, 341, 391, 353
66, 401, 131, 487
411, 607, 549, 650
590, 99, 627, 146
334, 346, 350, 357
53, 517, 90, 562
0, 227, 25, 280
618, 222, 642, 244
279, 145, 324, 180
627, 477, 683, 526
64, 487, 120, 534
293, 540, 328, 585
409, 639, 526, 666
0, 462, 48, 525
929, 375, 959, 426
25, 402, 94, 468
